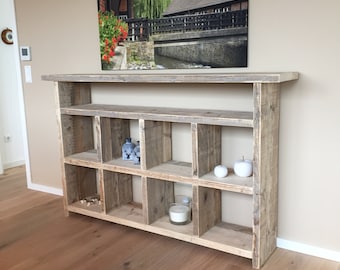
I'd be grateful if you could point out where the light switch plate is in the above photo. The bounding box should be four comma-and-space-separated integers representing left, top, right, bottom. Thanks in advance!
24, 65, 32, 83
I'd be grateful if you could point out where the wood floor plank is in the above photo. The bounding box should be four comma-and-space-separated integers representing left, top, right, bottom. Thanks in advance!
0, 166, 339, 270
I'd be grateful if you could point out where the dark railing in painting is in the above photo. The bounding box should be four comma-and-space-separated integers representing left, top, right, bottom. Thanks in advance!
125, 9, 248, 41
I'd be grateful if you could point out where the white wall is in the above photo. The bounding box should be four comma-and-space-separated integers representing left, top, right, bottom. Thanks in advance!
0, 0, 25, 171
249, 0, 340, 256
14, 0, 100, 190
13, 0, 340, 262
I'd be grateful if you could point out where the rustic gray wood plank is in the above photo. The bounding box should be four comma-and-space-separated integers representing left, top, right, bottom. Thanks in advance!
60, 104, 253, 128
102, 170, 133, 213
142, 120, 172, 169
42, 71, 299, 84
195, 124, 222, 177
49, 72, 299, 268
143, 177, 174, 225
57, 82, 91, 107
252, 82, 280, 268
194, 186, 221, 236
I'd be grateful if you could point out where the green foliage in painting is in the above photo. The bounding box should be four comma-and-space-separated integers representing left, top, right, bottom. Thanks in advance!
133, 0, 172, 19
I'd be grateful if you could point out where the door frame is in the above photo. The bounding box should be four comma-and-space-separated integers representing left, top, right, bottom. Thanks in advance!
7, 0, 31, 183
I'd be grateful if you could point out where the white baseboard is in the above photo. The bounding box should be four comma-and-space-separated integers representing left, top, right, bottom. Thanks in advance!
27, 182, 63, 196
3, 160, 25, 169
277, 238, 340, 263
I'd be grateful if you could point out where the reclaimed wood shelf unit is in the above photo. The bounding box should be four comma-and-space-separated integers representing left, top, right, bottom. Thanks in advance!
43, 71, 298, 269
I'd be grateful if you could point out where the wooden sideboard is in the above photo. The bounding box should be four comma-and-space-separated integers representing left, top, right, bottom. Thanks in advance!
43, 71, 298, 268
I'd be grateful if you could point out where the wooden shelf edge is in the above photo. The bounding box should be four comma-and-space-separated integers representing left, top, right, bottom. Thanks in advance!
103, 160, 143, 176
193, 237, 253, 259
42, 71, 298, 84
67, 204, 253, 260
198, 180, 253, 195
64, 157, 100, 169
199, 172, 253, 195
60, 104, 254, 128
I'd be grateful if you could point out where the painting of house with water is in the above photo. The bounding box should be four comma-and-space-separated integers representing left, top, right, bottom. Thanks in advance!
98, 0, 248, 70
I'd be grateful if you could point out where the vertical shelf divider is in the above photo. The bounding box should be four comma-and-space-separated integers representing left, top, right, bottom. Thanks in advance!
143, 177, 174, 225
141, 120, 172, 170
102, 170, 133, 214
194, 186, 221, 236
195, 124, 222, 177
97, 116, 111, 162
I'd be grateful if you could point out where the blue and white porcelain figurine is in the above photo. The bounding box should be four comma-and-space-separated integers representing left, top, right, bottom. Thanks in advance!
122, 138, 135, 161
132, 141, 141, 165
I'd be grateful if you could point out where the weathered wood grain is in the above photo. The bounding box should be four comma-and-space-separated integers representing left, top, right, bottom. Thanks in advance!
142, 120, 172, 170
63, 165, 98, 205
60, 104, 254, 127
42, 71, 299, 84
98, 117, 130, 162
60, 115, 94, 157
48, 73, 299, 268
143, 177, 174, 225
56, 81, 91, 107
195, 124, 222, 177
252, 82, 280, 268
194, 186, 221, 236
102, 170, 133, 213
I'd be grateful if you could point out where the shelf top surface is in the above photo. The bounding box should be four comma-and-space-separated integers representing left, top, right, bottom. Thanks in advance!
61, 104, 254, 127
42, 71, 299, 84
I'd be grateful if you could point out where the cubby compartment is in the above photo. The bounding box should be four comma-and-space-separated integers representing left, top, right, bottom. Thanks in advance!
144, 177, 194, 236
64, 164, 103, 214
61, 115, 98, 164
100, 117, 141, 170
57, 82, 91, 108
195, 186, 252, 258
195, 124, 254, 194
102, 170, 143, 224
141, 120, 192, 179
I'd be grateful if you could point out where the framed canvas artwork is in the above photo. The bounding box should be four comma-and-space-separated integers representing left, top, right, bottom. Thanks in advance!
98, 0, 248, 70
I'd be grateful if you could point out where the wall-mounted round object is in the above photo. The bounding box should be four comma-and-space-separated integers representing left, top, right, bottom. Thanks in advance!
1, 28, 13, 45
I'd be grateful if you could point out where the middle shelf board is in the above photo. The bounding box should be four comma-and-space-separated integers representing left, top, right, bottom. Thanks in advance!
60, 104, 254, 127
199, 171, 253, 194
64, 152, 254, 195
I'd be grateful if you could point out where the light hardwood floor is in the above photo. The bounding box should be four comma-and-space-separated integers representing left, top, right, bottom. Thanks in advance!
0, 166, 339, 270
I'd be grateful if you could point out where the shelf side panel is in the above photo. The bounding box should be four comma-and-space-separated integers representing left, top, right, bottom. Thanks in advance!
142, 120, 172, 169
252, 82, 280, 268
102, 171, 133, 213
196, 124, 222, 177
194, 186, 221, 236
143, 177, 174, 224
